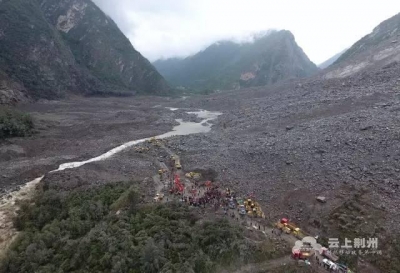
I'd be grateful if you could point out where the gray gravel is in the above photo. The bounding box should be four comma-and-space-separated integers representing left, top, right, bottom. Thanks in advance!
166, 62, 400, 230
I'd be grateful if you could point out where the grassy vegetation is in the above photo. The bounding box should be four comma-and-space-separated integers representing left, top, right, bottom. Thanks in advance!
0, 182, 282, 273
0, 107, 34, 139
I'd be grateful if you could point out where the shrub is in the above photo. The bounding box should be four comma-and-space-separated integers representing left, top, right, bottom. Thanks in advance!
0, 107, 34, 139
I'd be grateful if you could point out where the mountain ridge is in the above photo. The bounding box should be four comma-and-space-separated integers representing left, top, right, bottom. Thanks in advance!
0, 0, 169, 105
318, 48, 348, 69
324, 12, 400, 79
153, 30, 318, 91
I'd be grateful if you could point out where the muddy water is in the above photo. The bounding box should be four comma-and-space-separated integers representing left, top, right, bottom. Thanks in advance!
55, 109, 221, 171
0, 108, 222, 254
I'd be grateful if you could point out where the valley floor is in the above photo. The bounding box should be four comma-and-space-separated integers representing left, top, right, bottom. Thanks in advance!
0, 96, 180, 193
1, 63, 400, 272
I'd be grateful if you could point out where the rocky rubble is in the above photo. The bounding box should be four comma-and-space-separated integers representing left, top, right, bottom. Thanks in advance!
0, 72, 28, 105
0, 96, 177, 193
165, 62, 400, 231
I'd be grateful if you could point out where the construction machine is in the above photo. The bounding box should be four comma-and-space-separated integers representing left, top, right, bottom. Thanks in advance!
292, 249, 313, 260
276, 218, 291, 233
244, 198, 264, 218
147, 137, 163, 147
158, 168, 168, 179
253, 205, 265, 218
185, 172, 201, 179
276, 221, 291, 233
276, 218, 305, 238
175, 158, 182, 169
154, 193, 164, 202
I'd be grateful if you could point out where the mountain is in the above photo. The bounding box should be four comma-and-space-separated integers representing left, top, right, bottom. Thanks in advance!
0, 0, 169, 104
325, 12, 400, 79
318, 49, 348, 69
153, 30, 318, 90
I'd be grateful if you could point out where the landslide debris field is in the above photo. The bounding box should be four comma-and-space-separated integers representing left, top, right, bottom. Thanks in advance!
0, 96, 179, 192
168, 62, 400, 231
0, 62, 400, 272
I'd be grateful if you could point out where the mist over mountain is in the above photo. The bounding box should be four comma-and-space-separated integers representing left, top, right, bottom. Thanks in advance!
318, 49, 348, 69
153, 30, 318, 91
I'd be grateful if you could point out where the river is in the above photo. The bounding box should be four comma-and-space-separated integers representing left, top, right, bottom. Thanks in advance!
54, 109, 221, 171
1, 108, 222, 209
0, 108, 222, 253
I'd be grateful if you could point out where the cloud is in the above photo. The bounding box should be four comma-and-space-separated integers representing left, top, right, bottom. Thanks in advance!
92, 0, 400, 64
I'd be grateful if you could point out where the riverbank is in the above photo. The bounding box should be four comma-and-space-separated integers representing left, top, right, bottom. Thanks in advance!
0, 96, 191, 193
0, 97, 223, 258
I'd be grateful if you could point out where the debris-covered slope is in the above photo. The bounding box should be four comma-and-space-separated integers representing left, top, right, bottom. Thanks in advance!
0, 0, 92, 101
318, 48, 348, 69
325, 12, 400, 78
0, 0, 169, 104
40, 0, 170, 96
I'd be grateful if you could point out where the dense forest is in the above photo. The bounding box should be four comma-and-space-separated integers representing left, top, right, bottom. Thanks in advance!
0, 182, 285, 273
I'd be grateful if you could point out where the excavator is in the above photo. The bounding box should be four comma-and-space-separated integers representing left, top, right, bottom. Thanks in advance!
147, 137, 163, 147
175, 158, 182, 169
158, 168, 168, 179
185, 172, 201, 179
245, 198, 264, 218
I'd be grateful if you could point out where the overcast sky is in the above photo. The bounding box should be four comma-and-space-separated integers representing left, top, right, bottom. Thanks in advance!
93, 0, 400, 64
